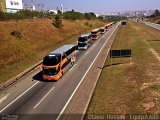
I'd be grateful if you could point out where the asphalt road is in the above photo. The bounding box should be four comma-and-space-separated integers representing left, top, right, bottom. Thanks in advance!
144, 22, 160, 30
0, 23, 120, 120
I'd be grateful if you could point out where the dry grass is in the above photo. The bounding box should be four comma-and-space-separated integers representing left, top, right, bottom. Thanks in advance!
87, 21, 160, 115
0, 18, 106, 83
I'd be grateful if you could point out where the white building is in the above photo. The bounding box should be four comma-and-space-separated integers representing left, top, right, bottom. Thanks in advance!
48, 10, 58, 15
32, 5, 35, 11
95, 13, 99, 17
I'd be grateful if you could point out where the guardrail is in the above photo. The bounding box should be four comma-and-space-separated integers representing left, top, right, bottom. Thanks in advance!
0, 60, 43, 91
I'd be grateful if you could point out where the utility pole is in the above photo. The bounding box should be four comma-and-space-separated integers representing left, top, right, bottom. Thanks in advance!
41, 4, 44, 11
60, 4, 63, 13
31, 0, 35, 11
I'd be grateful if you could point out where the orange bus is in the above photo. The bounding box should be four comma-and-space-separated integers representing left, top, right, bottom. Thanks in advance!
105, 22, 115, 30
42, 45, 77, 81
100, 27, 105, 34
91, 28, 100, 40
105, 24, 110, 31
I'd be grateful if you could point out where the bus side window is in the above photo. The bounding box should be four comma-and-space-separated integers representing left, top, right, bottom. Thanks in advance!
66, 47, 75, 56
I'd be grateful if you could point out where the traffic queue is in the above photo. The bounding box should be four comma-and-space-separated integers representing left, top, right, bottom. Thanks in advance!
42, 22, 115, 81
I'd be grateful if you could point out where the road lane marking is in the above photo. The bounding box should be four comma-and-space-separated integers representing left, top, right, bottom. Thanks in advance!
69, 64, 76, 72
34, 86, 55, 109
93, 44, 96, 47
56, 23, 120, 120
0, 81, 39, 113
84, 51, 89, 56
0, 94, 10, 104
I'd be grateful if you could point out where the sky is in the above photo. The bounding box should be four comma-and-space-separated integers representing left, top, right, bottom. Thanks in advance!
23, 0, 160, 13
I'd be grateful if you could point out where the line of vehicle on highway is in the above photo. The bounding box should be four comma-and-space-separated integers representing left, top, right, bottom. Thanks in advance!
42, 22, 116, 81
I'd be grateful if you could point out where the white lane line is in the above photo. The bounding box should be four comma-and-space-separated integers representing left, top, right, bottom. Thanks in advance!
93, 44, 96, 47
0, 94, 10, 104
56, 23, 119, 120
34, 86, 55, 109
0, 81, 39, 113
84, 51, 89, 56
69, 64, 76, 72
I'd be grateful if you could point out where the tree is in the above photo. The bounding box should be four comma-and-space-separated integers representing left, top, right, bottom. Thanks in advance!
89, 12, 96, 17
154, 9, 160, 17
71, 9, 74, 12
62, 11, 85, 20
150, 9, 160, 18
84, 12, 96, 20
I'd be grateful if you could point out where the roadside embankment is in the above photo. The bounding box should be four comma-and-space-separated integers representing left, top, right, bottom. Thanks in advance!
0, 18, 106, 83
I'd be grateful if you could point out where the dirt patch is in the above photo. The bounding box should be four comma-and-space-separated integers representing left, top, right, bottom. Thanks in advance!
142, 102, 155, 111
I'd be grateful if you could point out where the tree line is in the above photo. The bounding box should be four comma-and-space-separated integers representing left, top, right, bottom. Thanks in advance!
146, 9, 160, 24
150, 9, 160, 18
0, 9, 97, 21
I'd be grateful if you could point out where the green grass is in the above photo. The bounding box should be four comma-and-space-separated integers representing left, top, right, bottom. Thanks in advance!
86, 21, 160, 115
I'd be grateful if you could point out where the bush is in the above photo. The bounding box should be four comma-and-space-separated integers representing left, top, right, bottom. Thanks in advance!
52, 15, 63, 28
84, 22, 89, 26
11, 30, 22, 39
84, 22, 93, 28
89, 24, 93, 28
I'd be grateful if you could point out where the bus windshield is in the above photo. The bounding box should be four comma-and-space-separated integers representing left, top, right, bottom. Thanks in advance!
91, 31, 97, 34
43, 56, 58, 66
92, 35, 97, 38
78, 42, 87, 47
43, 67, 58, 75
78, 37, 87, 42
100, 29, 104, 32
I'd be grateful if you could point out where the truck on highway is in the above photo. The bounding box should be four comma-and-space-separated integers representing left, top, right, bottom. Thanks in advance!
42, 45, 77, 81
91, 28, 100, 40
78, 33, 92, 50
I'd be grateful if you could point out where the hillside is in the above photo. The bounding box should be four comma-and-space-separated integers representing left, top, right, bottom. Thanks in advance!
0, 18, 106, 83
